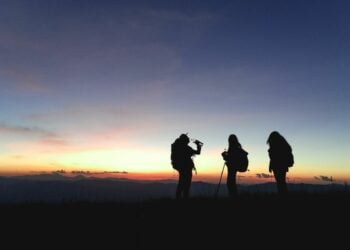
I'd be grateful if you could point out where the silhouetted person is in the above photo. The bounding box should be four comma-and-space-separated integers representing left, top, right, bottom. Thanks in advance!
221, 134, 248, 198
171, 134, 202, 199
267, 131, 294, 196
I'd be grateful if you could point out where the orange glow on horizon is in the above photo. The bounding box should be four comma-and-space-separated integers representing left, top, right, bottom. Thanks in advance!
1, 167, 348, 185
1, 146, 349, 184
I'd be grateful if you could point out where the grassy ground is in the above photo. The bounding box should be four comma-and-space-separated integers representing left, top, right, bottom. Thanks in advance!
1, 192, 349, 248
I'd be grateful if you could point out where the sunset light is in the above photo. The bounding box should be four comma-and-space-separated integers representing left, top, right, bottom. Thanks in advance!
0, 0, 349, 185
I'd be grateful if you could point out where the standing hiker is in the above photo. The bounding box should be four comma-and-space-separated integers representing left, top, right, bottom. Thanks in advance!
171, 133, 203, 199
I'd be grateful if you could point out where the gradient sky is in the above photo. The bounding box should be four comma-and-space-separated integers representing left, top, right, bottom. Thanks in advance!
0, 0, 349, 183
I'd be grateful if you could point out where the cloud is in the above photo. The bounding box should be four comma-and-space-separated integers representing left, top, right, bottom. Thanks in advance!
141, 8, 218, 25
314, 175, 333, 182
71, 170, 128, 175
52, 170, 66, 174
0, 123, 67, 142
30, 171, 48, 174
0, 122, 70, 152
102, 171, 128, 174
0, 123, 47, 135
0, 69, 47, 93
39, 135, 69, 147
26, 103, 167, 148
11, 155, 24, 159
16, 82, 47, 93
256, 173, 273, 178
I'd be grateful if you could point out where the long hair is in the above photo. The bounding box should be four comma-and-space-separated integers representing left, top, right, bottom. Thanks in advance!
267, 131, 291, 149
228, 134, 242, 150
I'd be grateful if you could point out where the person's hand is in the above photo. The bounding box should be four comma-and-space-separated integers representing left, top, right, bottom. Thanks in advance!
221, 151, 227, 160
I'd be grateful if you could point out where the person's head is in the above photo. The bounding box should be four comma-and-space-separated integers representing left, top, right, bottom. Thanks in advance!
228, 134, 241, 148
179, 133, 190, 145
267, 131, 287, 146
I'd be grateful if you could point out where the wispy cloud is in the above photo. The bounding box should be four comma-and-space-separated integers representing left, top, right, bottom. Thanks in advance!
145, 8, 217, 22
71, 170, 128, 175
52, 170, 66, 174
32, 170, 128, 175
125, 7, 218, 35
314, 175, 333, 182
256, 173, 273, 179
11, 155, 24, 159
0, 123, 52, 136
0, 69, 47, 93
26, 103, 167, 147
16, 82, 47, 93
39, 135, 69, 147
0, 122, 70, 151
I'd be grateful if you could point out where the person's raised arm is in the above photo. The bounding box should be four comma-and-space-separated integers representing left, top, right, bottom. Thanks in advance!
193, 140, 203, 155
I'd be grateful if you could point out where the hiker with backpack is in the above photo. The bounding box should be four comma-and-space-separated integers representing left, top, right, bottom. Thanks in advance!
221, 134, 249, 198
267, 131, 294, 196
171, 133, 203, 199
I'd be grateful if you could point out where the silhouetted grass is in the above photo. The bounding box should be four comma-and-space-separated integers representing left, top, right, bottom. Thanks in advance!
1, 192, 349, 248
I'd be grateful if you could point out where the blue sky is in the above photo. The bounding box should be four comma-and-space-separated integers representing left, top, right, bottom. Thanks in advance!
0, 0, 349, 182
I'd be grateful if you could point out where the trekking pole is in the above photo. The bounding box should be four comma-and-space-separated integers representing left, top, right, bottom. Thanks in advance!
215, 163, 226, 198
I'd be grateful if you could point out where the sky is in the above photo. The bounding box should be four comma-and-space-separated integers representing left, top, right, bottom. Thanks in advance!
0, 0, 349, 183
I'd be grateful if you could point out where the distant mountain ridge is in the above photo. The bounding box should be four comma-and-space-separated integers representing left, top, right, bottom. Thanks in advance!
0, 174, 347, 204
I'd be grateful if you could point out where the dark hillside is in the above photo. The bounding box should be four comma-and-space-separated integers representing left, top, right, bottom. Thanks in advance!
1, 193, 349, 248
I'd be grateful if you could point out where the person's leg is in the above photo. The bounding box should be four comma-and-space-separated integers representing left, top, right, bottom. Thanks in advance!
273, 170, 288, 195
176, 170, 184, 199
183, 169, 193, 199
279, 171, 288, 195
227, 168, 237, 197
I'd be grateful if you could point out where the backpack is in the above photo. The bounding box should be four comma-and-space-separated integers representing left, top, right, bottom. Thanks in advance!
171, 140, 181, 170
171, 140, 196, 171
286, 151, 294, 167
236, 149, 249, 172
223, 148, 249, 172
